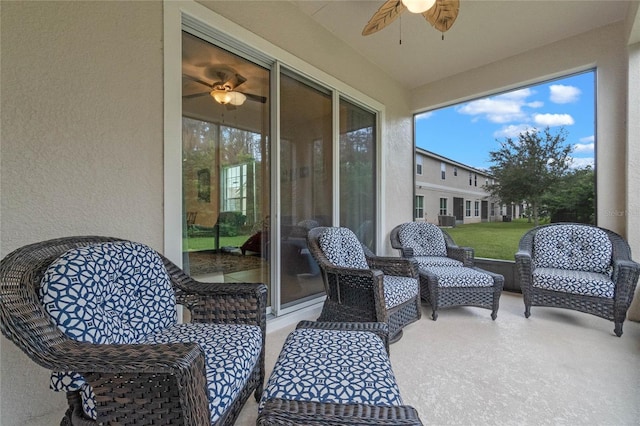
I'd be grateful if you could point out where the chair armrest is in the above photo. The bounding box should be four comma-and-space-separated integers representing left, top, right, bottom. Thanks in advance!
51, 340, 210, 426
258, 398, 423, 425
167, 261, 267, 326
447, 246, 474, 266
296, 321, 390, 354
399, 247, 415, 258
366, 256, 419, 278
611, 258, 640, 303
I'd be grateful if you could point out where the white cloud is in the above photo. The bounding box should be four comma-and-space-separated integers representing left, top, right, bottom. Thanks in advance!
579, 135, 595, 143
569, 156, 594, 169
493, 124, 537, 139
527, 101, 544, 108
550, 84, 581, 104
573, 143, 594, 154
534, 113, 574, 126
458, 97, 527, 123
416, 111, 434, 121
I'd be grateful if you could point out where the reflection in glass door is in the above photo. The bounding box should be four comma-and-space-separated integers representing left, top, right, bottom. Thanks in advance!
279, 72, 332, 307
181, 32, 270, 300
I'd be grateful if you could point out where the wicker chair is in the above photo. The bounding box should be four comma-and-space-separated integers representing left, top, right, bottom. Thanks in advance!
307, 227, 421, 343
515, 223, 640, 336
0, 236, 267, 425
390, 222, 503, 321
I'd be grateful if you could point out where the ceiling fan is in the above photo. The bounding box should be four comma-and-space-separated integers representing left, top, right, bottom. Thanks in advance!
182, 68, 267, 107
362, 0, 460, 37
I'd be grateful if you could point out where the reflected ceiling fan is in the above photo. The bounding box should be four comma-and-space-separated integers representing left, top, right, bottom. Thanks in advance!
362, 0, 460, 37
183, 68, 267, 107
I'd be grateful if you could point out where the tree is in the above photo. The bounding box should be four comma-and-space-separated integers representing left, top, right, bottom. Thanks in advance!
542, 166, 595, 224
484, 127, 572, 226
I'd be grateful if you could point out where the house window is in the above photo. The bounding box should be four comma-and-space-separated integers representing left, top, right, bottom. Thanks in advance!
415, 195, 424, 219
465, 200, 471, 217
469, 172, 472, 185
416, 156, 423, 175
490, 202, 495, 216
474, 174, 477, 187
454, 167, 458, 176
441, 162, 446, 180
439, 198, 447, 216
474, 201, 480, 217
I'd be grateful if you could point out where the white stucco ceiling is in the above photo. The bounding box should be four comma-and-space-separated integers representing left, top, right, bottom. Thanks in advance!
290, 0, 637, 90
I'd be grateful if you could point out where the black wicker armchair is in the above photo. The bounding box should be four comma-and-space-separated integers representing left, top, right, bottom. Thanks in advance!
0, 236, 267, 425
390, 222, 503, 321
307, 227, 421, 343
515, 223, 640, 336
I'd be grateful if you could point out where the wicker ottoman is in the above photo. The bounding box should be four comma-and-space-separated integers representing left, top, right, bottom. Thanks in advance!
419, 266, 504, 320
257, 321, 423, 425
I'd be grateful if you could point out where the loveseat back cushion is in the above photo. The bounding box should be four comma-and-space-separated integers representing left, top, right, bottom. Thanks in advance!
40, 241, 177, 345
532, 225, 612, 274
318, 227, 369, 269
398, 222, 447, 257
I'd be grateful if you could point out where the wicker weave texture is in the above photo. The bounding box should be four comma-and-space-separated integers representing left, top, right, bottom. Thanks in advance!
515, 223, 640, 337
0, 236, 267, 425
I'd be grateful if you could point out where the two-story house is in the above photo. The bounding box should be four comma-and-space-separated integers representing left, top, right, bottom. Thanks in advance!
415, 147, 524, 225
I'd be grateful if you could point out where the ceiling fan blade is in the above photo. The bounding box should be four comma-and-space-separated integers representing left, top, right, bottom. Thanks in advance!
182, 92, 210, 99
238, 91, 268, 104
183, 74, 214, 89
422, 0, 459, 33
362, 0, 405, 36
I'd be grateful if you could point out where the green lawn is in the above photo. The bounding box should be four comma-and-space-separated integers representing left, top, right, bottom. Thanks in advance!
444, 219, 540, 260
184, 235, 250, 252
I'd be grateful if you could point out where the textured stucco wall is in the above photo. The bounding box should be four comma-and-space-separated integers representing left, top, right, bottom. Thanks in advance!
627, 42, 640, 320
0, 1, 164, 424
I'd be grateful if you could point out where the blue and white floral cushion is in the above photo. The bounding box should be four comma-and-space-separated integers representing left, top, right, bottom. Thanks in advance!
318, 227, 369, 269
423, 266, 494, 288
533, 225, 612, 273
414, 255, 463, 268
259, 328, 403, 411
398, 222, 448, 257
531, 225, 614, 298
145, 323, 262, 424
383, 276, 419, 308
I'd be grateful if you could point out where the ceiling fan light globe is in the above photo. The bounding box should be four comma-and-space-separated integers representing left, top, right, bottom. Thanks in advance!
211, 88, 232, 104
229, 91, 246, 106
402, 0, 436, 13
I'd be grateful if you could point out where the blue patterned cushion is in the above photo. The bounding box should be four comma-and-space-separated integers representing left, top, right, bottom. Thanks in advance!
259, 328, 403, 411
145, 323, 262, 424
398, 222, 447, 257
423, 266, 494, 288
533, 225, 612, 274
318, 227, 368, 269
415, 255, 463, 268
383, 276, 419, 308
532, 267, 614, 298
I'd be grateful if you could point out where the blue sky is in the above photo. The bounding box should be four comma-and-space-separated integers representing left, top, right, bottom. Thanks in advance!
415, 70, 595, 171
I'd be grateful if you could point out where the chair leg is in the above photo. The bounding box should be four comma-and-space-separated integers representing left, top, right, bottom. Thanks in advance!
614, 322, 623, 337
431, 310, 438, 321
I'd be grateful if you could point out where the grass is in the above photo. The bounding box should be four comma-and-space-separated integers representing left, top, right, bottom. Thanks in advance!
444, 219, 539, 261
184, 235, 250, 252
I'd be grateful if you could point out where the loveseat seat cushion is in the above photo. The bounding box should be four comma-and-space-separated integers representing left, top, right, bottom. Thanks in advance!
383, 276, 419, 308
533, 225, 612, 274
532, 267, 615, 298
259, 328, 403, 410
319, 227, 369, 269
398, 222, 447, 257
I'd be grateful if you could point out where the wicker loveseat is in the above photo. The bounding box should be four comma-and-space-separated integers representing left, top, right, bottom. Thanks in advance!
0, 236, 267, 425
307, 227, 421, 343
515, 223, 640, 336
